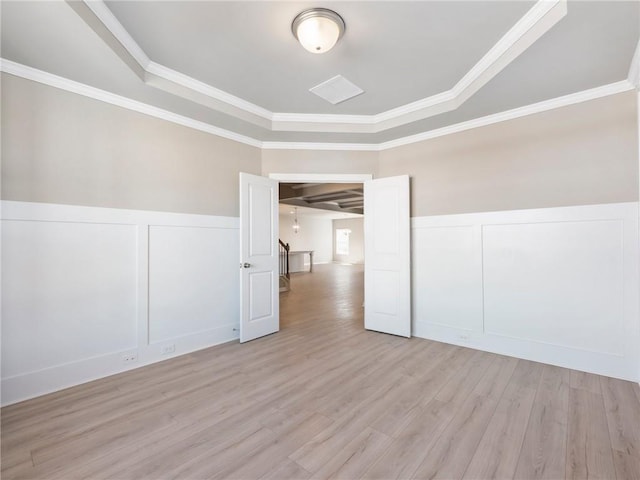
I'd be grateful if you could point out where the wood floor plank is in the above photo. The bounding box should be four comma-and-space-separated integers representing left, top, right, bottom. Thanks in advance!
600, 376, 640, 479
633, 382, 640, 405
470, 354, 519, 400
2, 264, 639, 480
566, 387, 617, 479
0, 449, 35, 480
212, 411, 334, 479
369, 374, 440, 438
89, 409, 275, 480
434, 350, 496, 405
308, 427, 391, 479
462, 360, 543, 479
570, 370, 602, 395
289, 373, 414, 473
411, 392, 499, 480
514, 365, 571, 480
260, 459, 311, 480
362, 399, 455, 480
165, 426, 277, 479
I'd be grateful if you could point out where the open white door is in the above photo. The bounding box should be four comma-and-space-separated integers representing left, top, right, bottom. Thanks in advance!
239, 172, 279, 343
364, 175, 411, 337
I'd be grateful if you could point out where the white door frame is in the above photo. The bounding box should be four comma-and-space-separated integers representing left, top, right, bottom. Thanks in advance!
268, 173, 373, 184
268, 172, 412, 338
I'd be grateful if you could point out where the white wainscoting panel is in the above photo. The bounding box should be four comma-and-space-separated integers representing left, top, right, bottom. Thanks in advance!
2, 220, 138, 378
1, 201, 240, 405
412, 202, 639, 382
148, 225, 238, 344
483, 220, 623, 355
412, 225, 483, 333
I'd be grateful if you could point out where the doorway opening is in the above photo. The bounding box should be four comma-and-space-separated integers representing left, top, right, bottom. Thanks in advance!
239, 172, 409, 342
271, 174, 370, 330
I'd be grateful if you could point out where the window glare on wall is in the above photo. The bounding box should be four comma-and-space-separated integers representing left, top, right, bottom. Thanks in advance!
336, 228, 351, 255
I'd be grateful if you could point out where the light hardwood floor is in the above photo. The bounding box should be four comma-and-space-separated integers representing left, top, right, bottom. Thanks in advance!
2, 264, 640, 479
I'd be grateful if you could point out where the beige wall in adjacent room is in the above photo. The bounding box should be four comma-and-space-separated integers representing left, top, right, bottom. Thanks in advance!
1, 74, 261, 217
379, 91, 639, 217
261, 149, 379, 177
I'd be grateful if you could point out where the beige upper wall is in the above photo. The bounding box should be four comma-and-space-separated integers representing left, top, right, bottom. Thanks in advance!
3, 74, 638, 219
261, 149, 378, 177
1, 74, 261, 217
380, 91, 639, 217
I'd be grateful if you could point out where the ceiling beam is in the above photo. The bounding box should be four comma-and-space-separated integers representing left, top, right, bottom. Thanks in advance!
280, 198, 363, 216
305, 192, 362, 204
338, 200, 364, 208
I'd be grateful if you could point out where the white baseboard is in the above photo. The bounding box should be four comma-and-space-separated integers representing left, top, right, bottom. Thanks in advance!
1, 324, 239, 406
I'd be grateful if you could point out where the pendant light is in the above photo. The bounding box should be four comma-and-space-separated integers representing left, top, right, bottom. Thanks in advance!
293, 207, 300, 234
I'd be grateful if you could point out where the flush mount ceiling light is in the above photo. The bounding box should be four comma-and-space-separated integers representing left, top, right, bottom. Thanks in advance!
292, 8, 345, 54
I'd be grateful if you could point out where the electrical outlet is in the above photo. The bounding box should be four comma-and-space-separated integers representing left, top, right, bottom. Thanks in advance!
122, 352, 138, 363
161, 344, 175, 355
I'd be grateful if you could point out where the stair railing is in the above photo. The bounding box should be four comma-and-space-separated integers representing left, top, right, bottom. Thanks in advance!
279, 239, 290, 280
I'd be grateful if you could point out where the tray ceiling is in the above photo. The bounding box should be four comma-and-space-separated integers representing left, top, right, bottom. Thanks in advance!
1, 1, 638, 147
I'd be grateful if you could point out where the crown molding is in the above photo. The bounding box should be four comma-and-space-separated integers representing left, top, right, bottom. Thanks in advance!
144, 62, 273, 129
263, 80, 634, 151
146, 62, 272, 121
261, 142, 379, 152
0, 59, 262, 149
74, 0, 567, 134
376, 80, 634, 151
2, 59, 631, 154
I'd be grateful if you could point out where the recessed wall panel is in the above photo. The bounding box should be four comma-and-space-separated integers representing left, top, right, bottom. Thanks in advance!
483, 220, 623, 355
1, 220, 138, 378
413, 225, 482, 331
148, 225, 238, 343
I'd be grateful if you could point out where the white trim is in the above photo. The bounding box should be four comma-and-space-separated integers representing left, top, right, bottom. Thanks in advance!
78, 0, 566, 133
82, 0, 150, 70
146, 61, 273, 121
271, 112, 375, 125
0, 59, 262, 149
3, 58, 632, 153
377, 80, 635, 151
411, 202, 638, 229
263, 80, 634, 152
375, 0, 567, 128
0, 200, 239, 228
629, 39, 640, 89
374, 91, 457, 125
268, 173, 373, 183
261, 142, 378, 151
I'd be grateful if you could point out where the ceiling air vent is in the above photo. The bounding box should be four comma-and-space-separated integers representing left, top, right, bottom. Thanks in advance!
309, 75, 364, 105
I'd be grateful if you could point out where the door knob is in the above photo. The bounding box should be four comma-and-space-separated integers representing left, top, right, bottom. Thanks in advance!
243, 263, 251, 268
